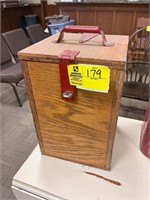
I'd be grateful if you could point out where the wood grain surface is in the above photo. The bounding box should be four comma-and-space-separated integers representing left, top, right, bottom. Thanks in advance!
20, 33, 128, 170
24, 61, 121, 169
18, 33, 128, 66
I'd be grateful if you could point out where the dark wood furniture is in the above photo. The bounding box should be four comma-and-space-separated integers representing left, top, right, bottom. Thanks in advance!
58, 2, 149, 36
1, 1, 149, 35
1, 2, 59, 33
122, 27, 150, 102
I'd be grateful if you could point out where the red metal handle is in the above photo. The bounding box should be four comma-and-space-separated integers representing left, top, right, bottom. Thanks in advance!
53, 25, 114, 46
61, 25, 101, 33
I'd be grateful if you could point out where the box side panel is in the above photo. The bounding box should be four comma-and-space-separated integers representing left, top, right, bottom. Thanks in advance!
21, 61, 44, 154
105, 66, 125, 169
25, 61, 119, 169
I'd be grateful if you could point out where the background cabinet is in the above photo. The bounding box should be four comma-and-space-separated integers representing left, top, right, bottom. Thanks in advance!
58, 2, 149, 36
1, 2, 149, 36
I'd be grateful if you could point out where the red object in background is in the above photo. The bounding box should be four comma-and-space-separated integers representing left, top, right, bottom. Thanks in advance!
140, 101, 150, 158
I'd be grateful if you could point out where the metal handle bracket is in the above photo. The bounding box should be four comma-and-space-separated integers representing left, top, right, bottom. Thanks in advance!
58, 50, 80, 101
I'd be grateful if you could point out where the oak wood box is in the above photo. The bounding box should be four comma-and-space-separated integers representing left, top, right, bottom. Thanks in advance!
19, 33, 128, 170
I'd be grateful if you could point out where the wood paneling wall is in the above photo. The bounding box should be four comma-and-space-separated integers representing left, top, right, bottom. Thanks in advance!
1, 6, 30, 33
1, 2, 149, 35
1, 2, 59, 33
58, 3, 149, 36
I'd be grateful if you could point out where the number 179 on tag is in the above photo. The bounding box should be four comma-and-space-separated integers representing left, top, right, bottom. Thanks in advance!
67, 64, 110, 93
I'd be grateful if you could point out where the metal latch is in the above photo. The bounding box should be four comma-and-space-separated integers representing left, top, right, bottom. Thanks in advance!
58, 50, 80, 101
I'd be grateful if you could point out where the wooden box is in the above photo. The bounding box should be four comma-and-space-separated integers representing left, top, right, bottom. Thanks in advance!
19, 31, 128, 170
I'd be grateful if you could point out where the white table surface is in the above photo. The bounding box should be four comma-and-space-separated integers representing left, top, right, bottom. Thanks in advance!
12, 117, 150, 200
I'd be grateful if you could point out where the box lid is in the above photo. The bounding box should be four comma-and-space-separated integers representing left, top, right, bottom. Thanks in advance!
18, 33, 128, 69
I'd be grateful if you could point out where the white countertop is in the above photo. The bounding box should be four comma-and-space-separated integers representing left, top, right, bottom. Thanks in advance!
12, 117, 150, 200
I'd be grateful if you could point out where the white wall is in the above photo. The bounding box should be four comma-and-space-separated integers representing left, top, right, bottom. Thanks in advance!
47, 0, 59, 5
22, 0, 59, 5
22, 0, 41, 4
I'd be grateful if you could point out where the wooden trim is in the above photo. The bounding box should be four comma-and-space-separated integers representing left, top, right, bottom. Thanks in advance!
58, 3, 149, 36
21, 61, 45, 154
28, 4, 41, 7
105, 67, 125, 169
40, 1, 46, 28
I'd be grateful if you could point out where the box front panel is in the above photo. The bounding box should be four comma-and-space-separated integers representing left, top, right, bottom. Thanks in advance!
27, 61, 117, 169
